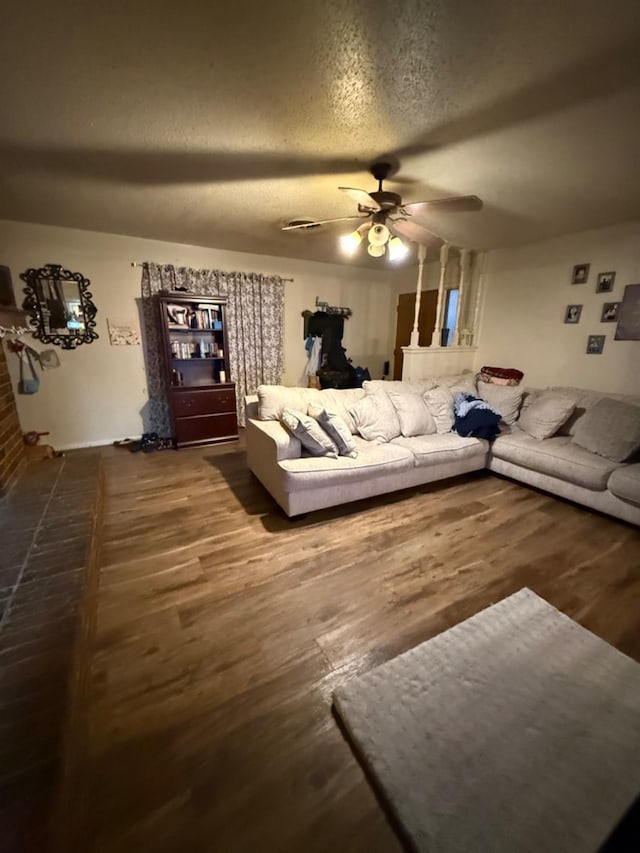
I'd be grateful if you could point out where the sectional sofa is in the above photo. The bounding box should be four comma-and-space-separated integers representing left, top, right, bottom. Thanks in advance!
245, 378, 640, 525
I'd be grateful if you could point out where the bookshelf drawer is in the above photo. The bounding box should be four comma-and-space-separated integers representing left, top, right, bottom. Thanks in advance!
175, 413, 238, 446
172, 387, 236, 417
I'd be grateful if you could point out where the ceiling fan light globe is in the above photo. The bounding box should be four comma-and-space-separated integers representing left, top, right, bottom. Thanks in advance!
368, 223, 390, 247
388, 237, 409, 262
339, 230, 362, 255
367, 243, 386, 258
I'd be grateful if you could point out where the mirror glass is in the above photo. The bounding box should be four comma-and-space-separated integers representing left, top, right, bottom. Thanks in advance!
21, 264, 98, 348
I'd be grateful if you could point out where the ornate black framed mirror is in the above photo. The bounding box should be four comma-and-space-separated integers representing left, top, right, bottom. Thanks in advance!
20, 263, 98, 349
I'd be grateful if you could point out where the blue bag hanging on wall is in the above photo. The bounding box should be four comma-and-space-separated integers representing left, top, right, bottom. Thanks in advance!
18, 349, 40, 394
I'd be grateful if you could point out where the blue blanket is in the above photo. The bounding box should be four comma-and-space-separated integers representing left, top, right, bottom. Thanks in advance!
453, 392, 501, 441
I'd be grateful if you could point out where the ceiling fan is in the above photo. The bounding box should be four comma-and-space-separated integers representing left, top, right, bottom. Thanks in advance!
282, 161, 483, 260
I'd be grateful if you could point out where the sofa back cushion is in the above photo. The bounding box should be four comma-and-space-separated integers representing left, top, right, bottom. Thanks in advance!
257, 385, 365, 431
349, 393, 402, 443
476, 381, 524, 425
571, 397, 640, 462
550, 386, 640, 436
423, 386, 455, 433
517, 391, 576, 440
436, 372, 478, 395
258, 385, 322, 420
387, 390, 437, 437
363, 379, 437, 395
316, 388, 365, 434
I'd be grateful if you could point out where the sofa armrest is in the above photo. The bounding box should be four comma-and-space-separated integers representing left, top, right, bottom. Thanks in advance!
246, 417, 302, 464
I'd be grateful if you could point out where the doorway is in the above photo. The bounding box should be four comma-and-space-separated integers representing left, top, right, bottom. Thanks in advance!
393, 290, 438, 379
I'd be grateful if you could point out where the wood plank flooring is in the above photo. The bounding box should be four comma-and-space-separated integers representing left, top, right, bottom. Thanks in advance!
71, 436, 639, 853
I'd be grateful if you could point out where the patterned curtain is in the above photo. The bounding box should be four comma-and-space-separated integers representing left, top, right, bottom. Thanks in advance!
140, 263, 284, 434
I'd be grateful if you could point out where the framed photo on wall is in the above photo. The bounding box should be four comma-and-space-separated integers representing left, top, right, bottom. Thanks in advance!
571, 263, 590, 284
600, 302, 620, 323
586, 334, 605, 354
564, 304, 582, 323
596, 271, 616, 293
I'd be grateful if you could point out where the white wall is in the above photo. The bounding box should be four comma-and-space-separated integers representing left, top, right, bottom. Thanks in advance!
474, 221, 640, 394
0, 219, 395, 448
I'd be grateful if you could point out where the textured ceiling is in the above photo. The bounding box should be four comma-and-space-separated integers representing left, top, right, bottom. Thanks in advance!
1, 1, 639, 268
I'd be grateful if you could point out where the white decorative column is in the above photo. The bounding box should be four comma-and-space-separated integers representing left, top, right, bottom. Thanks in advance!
430, 243, 449, 348
409, 243, 427, 347
471, 251, 486, 347
453, 248, 469, 346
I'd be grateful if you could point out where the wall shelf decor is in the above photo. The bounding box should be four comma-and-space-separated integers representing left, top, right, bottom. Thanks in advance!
158, 294, 238, 448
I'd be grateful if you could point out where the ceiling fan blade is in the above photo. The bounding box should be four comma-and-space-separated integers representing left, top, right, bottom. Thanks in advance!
389, 218, 444, 245
282, 215, 368, 231
0, 142, 361, 186
402, 195, 483, 215
338, 187, 381, 211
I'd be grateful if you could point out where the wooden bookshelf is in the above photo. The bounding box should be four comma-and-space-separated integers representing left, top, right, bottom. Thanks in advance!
158, 294, 239, 448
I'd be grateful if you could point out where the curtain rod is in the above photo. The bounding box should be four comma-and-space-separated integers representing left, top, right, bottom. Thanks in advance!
130, 261, 293, 282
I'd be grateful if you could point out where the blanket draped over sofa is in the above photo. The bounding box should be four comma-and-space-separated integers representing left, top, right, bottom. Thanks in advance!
245, 376, 640, 523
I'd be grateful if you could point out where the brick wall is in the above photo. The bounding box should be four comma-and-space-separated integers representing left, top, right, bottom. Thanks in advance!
0, 344, 24, 496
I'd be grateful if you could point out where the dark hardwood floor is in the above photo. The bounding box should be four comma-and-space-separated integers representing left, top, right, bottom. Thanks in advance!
52, 436, 640, 851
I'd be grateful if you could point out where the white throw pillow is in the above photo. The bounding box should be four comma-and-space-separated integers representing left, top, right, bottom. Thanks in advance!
518, 392, 576, 440
280, 409, 338, 457
387, 390, 437, 437
307, 404, 358, 458
349, 394, 402, 443
423, 386, 455, 433
477, 381, 524, 425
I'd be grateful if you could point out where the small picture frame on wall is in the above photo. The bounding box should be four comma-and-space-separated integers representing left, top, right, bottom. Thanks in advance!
586, 334, 605, 354
564, 304, 582, 323
600, 302, 621, 322
571, 263, 590, 284
596, 271, 616, 293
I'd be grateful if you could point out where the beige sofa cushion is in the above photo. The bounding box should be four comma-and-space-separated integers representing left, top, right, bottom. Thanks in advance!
258, 385, 322, 420
571, 398, 640, 462
438, 373, 478, 395
551, 386, 640, 436
316, 388, 365, 434
518, 391, 576, 440
424, 386, 455, 433
476, 381, 524, 425
363, 379, 437, 395
392, 434, 487, 468
349, 393, 402, 443
608, 465, 640, 506
492, 429, 622, 491
387, 390, 437, 437
278, 437, 414, 492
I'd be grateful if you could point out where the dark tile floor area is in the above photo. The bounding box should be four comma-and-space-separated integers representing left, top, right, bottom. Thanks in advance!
0, 452, 102, 852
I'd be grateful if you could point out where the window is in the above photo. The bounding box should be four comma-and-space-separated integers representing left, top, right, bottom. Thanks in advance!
442, 289, 459, 346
